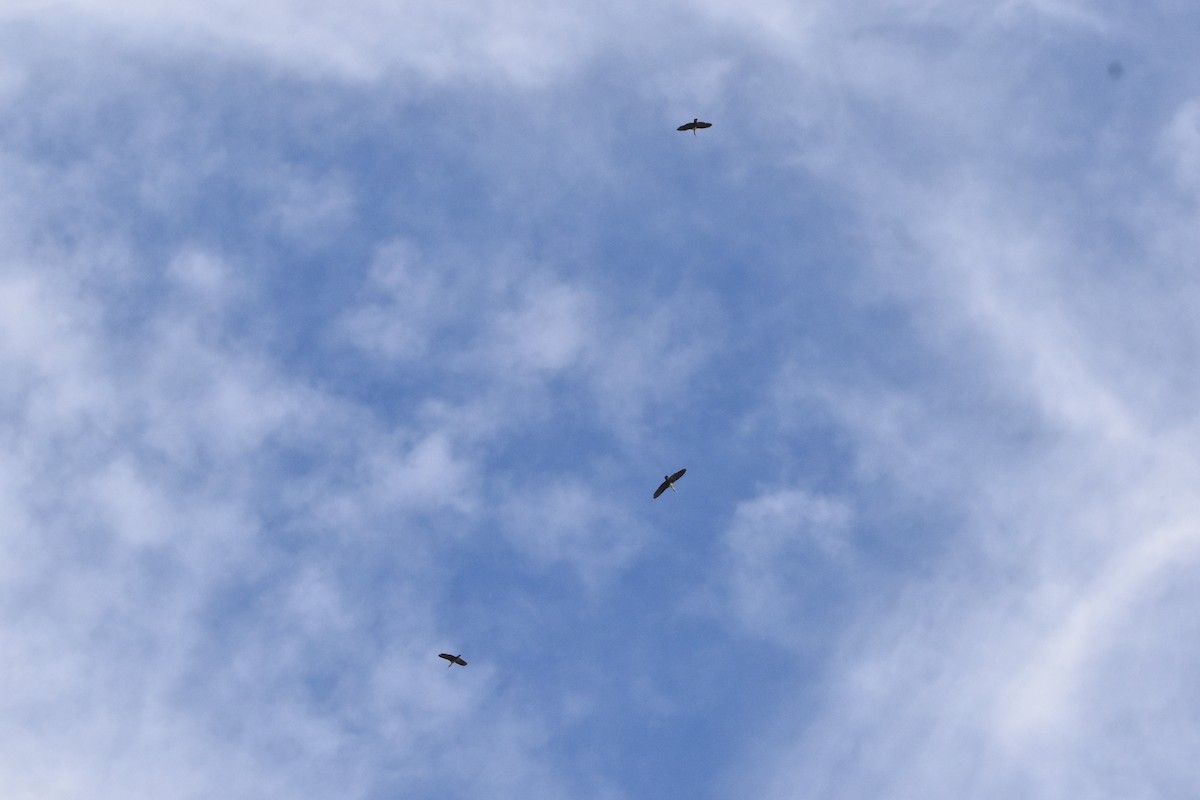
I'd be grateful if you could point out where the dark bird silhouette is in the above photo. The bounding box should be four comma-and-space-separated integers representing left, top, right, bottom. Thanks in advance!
654, 468, 687, 498
439, 653, 468, 668
677, 118, 712, 136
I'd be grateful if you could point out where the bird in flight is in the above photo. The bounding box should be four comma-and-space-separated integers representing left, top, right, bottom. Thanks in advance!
677, 118, 712, 136
439, 653, 468, 668
654, 468, 687, 498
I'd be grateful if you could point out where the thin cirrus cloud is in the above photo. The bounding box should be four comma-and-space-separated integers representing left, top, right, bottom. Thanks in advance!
2, 1, 1200, 799
0, 11, 717, 799
718, 4, 1200, 798
7, 0, 611, 84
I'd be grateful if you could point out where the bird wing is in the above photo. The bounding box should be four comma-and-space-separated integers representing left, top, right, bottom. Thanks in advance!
438, 653, 453, 661
669, 468, 687, 482
653, 480, 670, 498
677, 122, 696, 131
694, 121, 712, 129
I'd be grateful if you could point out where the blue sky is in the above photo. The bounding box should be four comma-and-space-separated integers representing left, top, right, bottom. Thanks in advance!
2, 2, 1200, 798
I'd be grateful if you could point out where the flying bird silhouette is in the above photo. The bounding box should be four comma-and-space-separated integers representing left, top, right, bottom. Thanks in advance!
677, 118, 712, 136
439, 653, 468, 668
653, 468, 687, 498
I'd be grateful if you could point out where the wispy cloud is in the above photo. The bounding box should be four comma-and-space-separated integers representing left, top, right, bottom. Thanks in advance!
3, 1, 1200, 798
7, 0, 610, 85
714, 3, 1200, 795
717, 487, 854, 645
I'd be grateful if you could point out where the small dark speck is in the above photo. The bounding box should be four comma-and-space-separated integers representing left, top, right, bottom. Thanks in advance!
1107, 61, 1124, 80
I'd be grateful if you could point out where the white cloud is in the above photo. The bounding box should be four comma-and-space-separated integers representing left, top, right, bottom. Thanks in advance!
262, 168, 356, 247
6, 0, 603, 86
719, 488, 854, 645
0, 235, 561, 796
339, 239, 718, 446
1161, 96, 1200, 192
490, 281, 594, 374
337, 242, 448, 362
501, 479, 653, 589
724, 13, 1200, 793
4, 0, 1199, 797
364, 431, 478, 514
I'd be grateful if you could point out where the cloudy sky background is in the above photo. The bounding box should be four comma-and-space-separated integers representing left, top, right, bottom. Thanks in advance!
1, 1, 1199, 798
